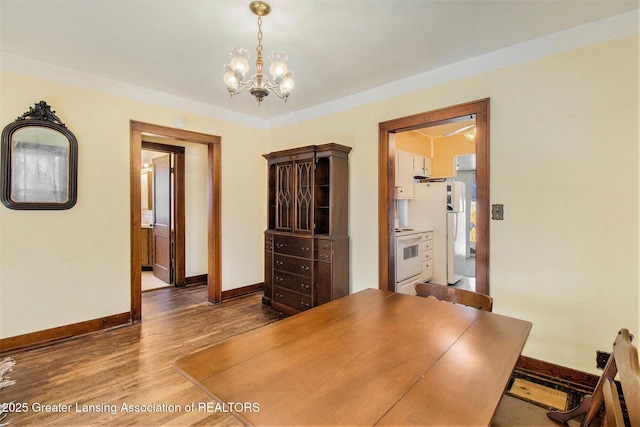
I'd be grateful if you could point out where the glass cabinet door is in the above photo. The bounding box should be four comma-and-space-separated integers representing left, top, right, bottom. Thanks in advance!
294, 160, 313, 233
275, 163, 293, 231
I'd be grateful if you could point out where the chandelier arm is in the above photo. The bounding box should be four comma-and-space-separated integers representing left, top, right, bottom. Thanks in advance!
269, 88, 290, 101
258, 79, 288, 101
228, 82, 253, 97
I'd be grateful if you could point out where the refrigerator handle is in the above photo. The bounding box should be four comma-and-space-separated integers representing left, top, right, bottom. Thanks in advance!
452, 213, 458, 240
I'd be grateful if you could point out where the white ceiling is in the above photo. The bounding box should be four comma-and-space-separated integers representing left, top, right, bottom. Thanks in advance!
1, 1, 638, 122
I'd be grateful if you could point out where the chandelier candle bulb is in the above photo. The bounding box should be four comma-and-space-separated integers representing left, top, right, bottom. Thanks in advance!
223, 1, 294, 104
269, 52, 288, 78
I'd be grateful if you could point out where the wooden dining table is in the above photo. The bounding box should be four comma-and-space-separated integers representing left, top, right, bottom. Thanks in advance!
175, 288, 532, 426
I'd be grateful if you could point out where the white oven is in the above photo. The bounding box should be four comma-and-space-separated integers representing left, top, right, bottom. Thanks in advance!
395, 231, 425, 284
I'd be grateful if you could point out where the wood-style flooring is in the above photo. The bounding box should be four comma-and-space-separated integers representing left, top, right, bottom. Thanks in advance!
2, 285, 594, 426
0, 286, 281, 426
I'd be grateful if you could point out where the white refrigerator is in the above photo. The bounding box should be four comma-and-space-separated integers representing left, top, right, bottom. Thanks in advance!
406, 181, 466, 285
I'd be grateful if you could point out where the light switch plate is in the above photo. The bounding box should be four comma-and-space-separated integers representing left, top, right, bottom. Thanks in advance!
491, 204, 504, 220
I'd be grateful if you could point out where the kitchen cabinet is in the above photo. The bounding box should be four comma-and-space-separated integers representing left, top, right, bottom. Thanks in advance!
395, 150, 415, 199
413, 154, 432, 178
422, 230, 433, 281
395, 150, 432, 199
263, 144, 351, 315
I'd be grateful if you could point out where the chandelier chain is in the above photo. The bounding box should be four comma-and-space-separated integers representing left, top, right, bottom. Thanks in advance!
256, 16, 263, 56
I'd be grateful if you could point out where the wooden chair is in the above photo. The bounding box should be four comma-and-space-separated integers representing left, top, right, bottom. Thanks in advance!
414, 282, 493, 312
492, 329, 639, 427
601, 329, 639, 427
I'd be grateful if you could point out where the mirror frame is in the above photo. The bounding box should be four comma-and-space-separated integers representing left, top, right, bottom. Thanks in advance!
1, 101, 78, 210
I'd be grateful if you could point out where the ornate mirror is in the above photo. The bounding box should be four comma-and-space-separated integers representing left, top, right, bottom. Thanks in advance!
1, 101, 78, 210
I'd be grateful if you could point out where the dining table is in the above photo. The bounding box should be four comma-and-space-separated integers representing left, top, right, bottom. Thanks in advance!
174, 288, 532, 426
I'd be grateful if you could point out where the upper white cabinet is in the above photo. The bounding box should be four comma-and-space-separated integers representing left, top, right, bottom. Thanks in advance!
396, 150, 432, 199
395, 150, 414, 199
413, 154, 432, 178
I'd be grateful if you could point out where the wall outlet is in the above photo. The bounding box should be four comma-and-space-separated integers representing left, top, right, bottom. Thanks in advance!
596, 350, 610, 370
491, 204, 504, 220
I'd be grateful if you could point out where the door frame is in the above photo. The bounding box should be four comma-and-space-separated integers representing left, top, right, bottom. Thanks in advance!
130, 121, 222, 322
142, 141, 186, 286
378, 98, 490, 295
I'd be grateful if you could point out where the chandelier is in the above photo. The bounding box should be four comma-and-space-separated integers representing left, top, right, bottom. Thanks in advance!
223, 1, 294, 104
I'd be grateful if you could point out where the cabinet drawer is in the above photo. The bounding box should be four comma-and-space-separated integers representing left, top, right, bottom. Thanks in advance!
316, 251, 332, 262
273, 235, 313, 258
273, 271, 312, 296
315, 239, 332, 262
273, 287, 312, 311
316, 240, 332, 251
274, 254, 312, 277
422, 240, 432, 251
424, 231, 433, 241
423, 260, 433, 280
423, 250, 433, 261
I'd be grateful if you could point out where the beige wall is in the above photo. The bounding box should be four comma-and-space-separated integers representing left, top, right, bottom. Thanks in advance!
266, 35, 639, 373
183, 142, 208, 277
0, 71, 267, 338
1, 34, 638, 375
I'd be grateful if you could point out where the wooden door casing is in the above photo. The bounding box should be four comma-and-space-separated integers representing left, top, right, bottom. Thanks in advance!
130, 121, 222, 322
378, 99, 490, 295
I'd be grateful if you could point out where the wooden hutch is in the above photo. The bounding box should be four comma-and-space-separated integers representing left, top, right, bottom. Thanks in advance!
263, 143, 351, 315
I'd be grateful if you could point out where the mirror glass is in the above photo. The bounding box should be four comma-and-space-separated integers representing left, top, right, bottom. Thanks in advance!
10, 126, 70, 204
2, 101, 78, 210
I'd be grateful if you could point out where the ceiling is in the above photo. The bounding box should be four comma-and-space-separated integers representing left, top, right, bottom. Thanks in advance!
1, 1, 638, 121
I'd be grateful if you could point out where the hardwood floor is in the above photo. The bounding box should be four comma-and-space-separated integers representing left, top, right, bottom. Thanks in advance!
1, 286, 281, 426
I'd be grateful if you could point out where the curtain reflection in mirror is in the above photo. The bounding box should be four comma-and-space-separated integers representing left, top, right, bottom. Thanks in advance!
11, 134, 69, 203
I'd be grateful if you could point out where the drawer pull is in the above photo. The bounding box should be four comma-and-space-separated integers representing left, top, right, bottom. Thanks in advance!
300, 301, 310, 308
276, 243, 284, 248
275, 260, 284, 266
275, 276, 283, 283
301, 266, 310, 272
300, 283, 310, 290
301, 247, 310, 252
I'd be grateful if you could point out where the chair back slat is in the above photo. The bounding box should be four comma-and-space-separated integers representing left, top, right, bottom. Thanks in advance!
414, 282, 493, 312
603, 377, 625, 427
611, 329, 640, 426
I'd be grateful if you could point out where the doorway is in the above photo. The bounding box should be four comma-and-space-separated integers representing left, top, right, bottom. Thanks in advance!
395, 118, 477, 290
141, 141, 186, 290
130, 121, 221, 322
378, 99, 490, 295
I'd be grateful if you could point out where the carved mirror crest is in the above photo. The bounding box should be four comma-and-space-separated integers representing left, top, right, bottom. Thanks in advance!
1, 101, 78, 210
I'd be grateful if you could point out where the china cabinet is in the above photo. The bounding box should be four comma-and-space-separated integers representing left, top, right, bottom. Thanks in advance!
263, 143, 351, 315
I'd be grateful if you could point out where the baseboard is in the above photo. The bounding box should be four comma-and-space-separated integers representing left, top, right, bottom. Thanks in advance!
184, 274, 208, 287
222, 282, 264, 300
516, 355, 600, 392
0, 312, 131, 354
